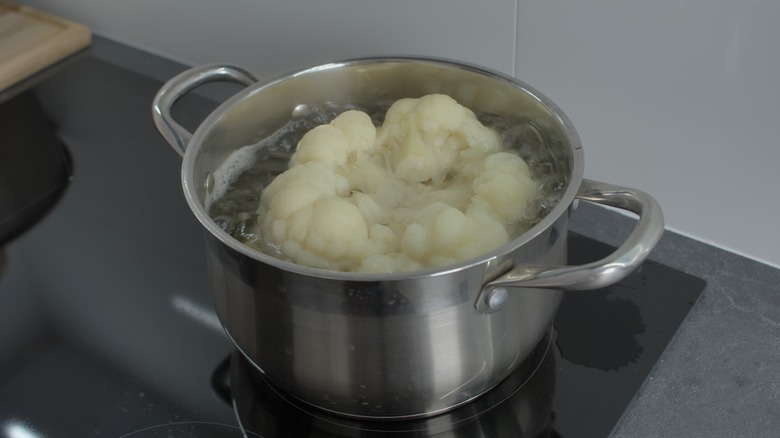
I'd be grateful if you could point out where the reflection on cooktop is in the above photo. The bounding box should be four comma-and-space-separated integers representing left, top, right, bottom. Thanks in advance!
556, 289, 646, 370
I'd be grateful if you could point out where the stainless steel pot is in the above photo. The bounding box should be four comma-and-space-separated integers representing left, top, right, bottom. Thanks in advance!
152, 57, 664, 420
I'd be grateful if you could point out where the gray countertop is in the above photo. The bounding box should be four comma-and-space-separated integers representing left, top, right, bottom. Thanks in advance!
572, 202, 780, 437
11, 35, 780, 437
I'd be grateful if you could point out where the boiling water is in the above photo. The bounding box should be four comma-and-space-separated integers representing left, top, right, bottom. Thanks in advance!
207, 102, 567, 251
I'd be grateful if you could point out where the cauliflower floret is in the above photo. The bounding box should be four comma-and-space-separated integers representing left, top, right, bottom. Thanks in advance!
291, 110, 376, 168
262, 162, 348, 215
253, 94, 540, 273
261, 196, 371, 270
397, 203, 510, 267
470, 152, 537, 223
376, 94, 497, 184
290, 124, 349, 167
330, 110, 376, 153
306, 197, 369, 260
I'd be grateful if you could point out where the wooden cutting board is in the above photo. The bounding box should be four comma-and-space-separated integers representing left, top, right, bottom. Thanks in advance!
0, 1, 91, 90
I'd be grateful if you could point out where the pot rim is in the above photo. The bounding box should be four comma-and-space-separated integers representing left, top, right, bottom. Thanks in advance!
181, 56, 585, 281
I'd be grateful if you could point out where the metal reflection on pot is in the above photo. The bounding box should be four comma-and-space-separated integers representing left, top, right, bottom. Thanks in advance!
228, 329, 557, 437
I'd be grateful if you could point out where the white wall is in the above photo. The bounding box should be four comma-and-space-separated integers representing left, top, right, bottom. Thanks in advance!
20, 0, 780, 268
514, 0, 780, 269
19, 0, 519, 76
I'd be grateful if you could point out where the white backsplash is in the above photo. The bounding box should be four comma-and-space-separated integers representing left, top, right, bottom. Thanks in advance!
514, 0, 780, 267
18, 0, 780, 267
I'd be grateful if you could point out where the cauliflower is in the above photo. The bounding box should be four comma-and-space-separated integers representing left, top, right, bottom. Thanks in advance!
253, 94, 539, 273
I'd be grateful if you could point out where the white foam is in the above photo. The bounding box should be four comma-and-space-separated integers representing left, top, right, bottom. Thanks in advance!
205, 142, 263, 211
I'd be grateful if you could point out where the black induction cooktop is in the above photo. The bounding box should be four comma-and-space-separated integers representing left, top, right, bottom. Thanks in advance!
0, 57, 705, 437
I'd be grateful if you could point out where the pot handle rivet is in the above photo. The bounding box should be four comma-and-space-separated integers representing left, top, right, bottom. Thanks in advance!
485, 287, 509, 312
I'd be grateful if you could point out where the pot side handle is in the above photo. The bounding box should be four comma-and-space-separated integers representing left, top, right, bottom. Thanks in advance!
476, 179, 664, 313
151, 64, 258, 157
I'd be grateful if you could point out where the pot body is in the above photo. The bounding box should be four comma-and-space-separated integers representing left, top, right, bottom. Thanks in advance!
153, 57, 663, 419
207, 209, 566, 419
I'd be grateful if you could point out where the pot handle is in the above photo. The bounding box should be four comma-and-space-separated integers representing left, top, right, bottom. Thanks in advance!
475, 178, 664, 313
152, 64, 258, 157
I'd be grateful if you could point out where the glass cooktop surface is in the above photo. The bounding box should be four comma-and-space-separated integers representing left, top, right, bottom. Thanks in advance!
0, 55, 706, 438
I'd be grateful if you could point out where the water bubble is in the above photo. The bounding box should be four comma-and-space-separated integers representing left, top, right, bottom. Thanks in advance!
205, 172, 215, 194
291, 104, 311, 120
